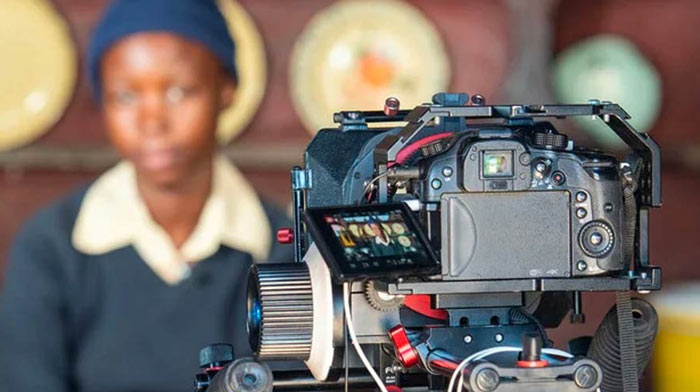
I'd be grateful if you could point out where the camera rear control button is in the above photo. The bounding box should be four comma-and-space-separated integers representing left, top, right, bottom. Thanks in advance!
576, 260, 588, 271
442, 167, 453, 177
519, 152, 532, 165
576, 208, 587, 219
579, 221, 614, 257
551, 171, 566, 185
535, 161, 547, 173
576, 191, 588, 202
431, 178, 442, 190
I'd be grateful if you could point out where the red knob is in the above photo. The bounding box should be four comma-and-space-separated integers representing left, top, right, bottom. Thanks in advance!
276, 228, 294, 244
384, 97, 400, 116
389, 325, 418, 368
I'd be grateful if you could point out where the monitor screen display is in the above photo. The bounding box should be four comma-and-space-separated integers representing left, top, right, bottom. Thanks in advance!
304, 204, 439, 281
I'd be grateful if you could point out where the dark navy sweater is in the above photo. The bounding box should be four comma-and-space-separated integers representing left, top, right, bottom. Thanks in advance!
0, 187, 293, 392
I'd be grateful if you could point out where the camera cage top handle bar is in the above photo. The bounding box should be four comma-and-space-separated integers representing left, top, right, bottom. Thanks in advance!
365, 101, 660, 208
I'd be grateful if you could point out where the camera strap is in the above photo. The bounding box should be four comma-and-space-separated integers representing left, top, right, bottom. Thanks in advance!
616, 290, 639, 392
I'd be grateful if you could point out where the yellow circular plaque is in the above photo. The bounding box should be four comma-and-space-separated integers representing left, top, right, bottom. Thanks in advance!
290, 0, 451, 134
216, 0, 267, 144
0, 0, 77, 151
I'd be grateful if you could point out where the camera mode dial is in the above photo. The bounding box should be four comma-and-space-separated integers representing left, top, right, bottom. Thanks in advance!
531, 122, 568, 150
532, 131, 568, 150
579, 221, 614, 258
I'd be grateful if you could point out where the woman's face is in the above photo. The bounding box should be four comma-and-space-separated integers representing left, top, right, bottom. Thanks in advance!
100, 32, 234, 188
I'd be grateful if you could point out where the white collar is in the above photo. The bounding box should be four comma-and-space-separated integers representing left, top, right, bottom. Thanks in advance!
72, 154, 271, 285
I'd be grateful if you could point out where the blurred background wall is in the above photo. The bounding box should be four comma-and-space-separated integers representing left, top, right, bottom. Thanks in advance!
1, 0, 700, 389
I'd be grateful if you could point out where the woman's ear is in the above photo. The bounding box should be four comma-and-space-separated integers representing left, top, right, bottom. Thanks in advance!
219, 76, 236, 111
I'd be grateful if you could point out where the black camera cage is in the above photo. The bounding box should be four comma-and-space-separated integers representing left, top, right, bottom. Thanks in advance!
324, 100, 662, 294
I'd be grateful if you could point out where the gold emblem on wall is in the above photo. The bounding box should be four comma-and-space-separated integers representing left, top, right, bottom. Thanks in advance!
290, 0, 451, 134
216, 0, 268, 144
0, 0, 78, 151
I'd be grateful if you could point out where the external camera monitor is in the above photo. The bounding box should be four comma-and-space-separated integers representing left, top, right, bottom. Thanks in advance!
304, 203, 439, 282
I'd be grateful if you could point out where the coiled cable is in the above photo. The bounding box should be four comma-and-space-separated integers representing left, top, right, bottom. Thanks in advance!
587, 298, 658, 391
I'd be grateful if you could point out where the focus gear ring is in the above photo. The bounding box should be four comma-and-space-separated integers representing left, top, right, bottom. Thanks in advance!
247, 264, 314, 360
364, 280, 405, 311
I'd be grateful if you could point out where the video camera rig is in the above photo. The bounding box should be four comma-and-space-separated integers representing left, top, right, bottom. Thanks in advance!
195, 93, 662, 392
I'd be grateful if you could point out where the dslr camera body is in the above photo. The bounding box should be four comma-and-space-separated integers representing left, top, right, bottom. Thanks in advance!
198, 93, 662, 392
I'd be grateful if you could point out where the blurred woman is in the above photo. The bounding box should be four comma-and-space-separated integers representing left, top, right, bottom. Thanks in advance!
0, 1, 292, 391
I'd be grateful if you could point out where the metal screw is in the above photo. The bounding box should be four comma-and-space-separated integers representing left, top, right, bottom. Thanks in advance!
194, 374, 210, 392
442, 167, 453, 177
385, 364, 404, 375
576, 191, 587, 202
574, 365, 598, 389
494, 333, 504, 343
464, 335, 473, 344
431, 179, 442, 190
577, 260, 587, 271
471, 94, 486, 106
475, 368, 500, 392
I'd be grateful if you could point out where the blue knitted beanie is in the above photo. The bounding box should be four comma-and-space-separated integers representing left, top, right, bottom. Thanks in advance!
88, 0, 237, 100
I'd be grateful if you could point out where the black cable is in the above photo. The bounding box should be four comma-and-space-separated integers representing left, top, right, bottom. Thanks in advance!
344, 291, 350, 392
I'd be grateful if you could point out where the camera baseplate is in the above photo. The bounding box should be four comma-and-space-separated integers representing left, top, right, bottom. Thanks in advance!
383, 266, 661, 296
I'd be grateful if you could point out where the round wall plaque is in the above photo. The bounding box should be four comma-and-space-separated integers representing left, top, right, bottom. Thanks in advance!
216, 0, 268, 144
0, 0, 78, 151
290, 0, 451, 134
